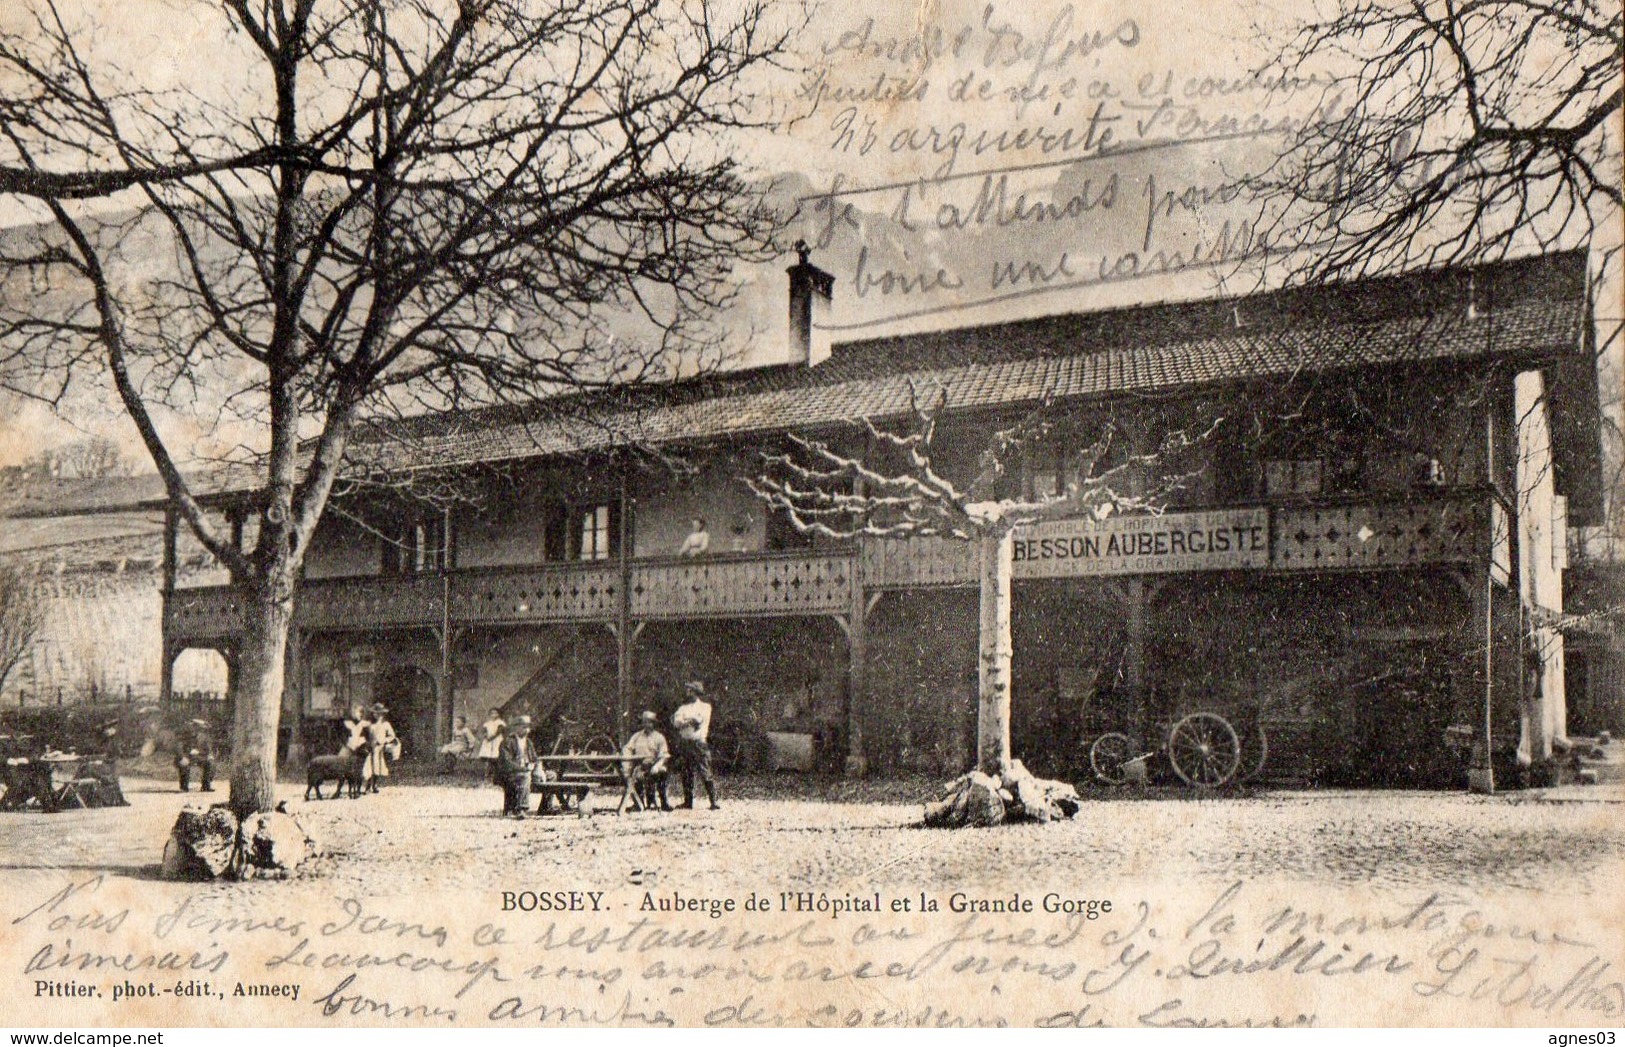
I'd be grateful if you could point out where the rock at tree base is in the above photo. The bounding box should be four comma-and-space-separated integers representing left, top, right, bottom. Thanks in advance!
923, 763, 1081, 828
161, 807, 320, 880
1012, 776, 1055, 822
162, 807, 239, 880
241, 811, 319, 878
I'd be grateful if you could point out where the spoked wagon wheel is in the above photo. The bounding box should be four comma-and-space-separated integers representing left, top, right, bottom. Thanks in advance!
1089, 732, 1137, 785
1167, 713, 1241, 788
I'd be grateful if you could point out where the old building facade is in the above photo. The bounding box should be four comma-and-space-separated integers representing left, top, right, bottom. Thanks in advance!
157, 250, 1601, 788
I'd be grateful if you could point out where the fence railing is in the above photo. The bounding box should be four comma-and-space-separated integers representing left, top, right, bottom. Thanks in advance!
164, 491, 1499, 645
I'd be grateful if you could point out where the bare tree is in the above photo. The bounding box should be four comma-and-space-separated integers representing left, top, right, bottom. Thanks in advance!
0, 0, 797, 816
1255, 0, 1620, 280
0, 565, 45, 700
751, 390, 1215, 777
26, 435, 132, 479
1254, 0, 1623, 549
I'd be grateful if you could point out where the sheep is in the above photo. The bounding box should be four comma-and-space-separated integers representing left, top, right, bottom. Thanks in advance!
305, 743, 371, 800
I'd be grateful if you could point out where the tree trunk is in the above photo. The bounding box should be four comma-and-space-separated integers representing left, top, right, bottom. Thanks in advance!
977, 528, 1014, 775
229, 574, 293, 819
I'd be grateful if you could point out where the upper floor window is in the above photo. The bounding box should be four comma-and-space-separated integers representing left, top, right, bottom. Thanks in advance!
382, 516, 445, 574
1264, 458, 1323, 498
571, 503, 618, 561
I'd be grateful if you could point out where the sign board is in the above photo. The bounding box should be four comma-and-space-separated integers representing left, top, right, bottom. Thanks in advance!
1011, 508, 1270, 578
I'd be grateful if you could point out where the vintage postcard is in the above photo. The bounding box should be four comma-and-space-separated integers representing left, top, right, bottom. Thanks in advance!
0, 0, 1621, 1032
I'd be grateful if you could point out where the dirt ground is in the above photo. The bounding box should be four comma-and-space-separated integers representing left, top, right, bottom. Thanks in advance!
3, 766, 1623, 1028
3, 767, 1622, 898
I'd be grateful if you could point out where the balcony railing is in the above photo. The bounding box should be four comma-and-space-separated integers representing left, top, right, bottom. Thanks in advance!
450, 560, 621, 624
301, 574, 445, 631
631, 551, 853, 619
164, 490, 1503, 646
165, 586, 246, 642
1269, 490, 1496, 571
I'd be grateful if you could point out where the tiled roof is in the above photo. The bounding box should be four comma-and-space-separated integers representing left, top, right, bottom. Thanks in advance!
4, 249, 1593, 516
350, 250, 1587, 473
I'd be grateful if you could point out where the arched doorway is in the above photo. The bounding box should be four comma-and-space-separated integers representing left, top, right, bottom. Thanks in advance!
374, 664, 437, 763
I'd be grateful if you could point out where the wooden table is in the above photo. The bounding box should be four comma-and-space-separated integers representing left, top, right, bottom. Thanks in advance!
0, 754, 99, 812
533, 754, 645, 816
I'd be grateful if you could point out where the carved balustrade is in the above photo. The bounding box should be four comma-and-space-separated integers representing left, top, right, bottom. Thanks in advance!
163, 492, 1503, 648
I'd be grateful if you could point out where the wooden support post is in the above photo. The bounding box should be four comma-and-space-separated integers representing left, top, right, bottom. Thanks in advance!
162, 508, 178, 594
160, 641, 175, 706
439, 504, 454, 746
160, 510, 178, 708
615, 457, 633, 740
1468, 567, 1497, 794
1123, 577, 1150, 738
844, 552, 869, 778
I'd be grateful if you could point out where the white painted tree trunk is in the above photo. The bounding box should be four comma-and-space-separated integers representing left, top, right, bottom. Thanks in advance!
977, 528, 1014, 774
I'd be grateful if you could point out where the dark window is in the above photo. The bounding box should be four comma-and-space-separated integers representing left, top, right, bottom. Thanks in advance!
766, 506, 817, 551
381, 515, 444, 574
1263, 458, 1323, 497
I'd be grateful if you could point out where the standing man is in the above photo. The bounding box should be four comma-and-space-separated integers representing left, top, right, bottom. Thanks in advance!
671, 680, 719, 811
175, 718, 215, 793
622, 710, 673, 811
498, 715, 537, 818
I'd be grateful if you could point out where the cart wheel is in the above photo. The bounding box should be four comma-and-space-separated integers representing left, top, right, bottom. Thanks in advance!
1089, 732, 1136, 785
1167, 713, 1241, 788
1239, 721, 1269, 784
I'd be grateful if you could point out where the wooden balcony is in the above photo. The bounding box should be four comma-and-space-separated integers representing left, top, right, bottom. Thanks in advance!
301, 574, 445, 631
451, 561, 621, 625
631, 552, 853, 619
860, 490, 1501, 588
163, 491, 1505, 647
165, 586, 246, 644
1269, 490, 1500, 572
166, 549, 855, 645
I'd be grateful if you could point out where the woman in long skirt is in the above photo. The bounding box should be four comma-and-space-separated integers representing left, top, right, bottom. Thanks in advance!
343, 705, 376, 791
366, 704, 398, 792
477, 707, 506, 784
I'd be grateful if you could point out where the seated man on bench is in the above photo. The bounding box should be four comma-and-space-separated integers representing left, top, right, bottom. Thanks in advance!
622, 710, 672, 812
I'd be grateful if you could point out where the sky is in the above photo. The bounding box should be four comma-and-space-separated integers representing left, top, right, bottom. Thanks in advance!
0, 0, 1613, 472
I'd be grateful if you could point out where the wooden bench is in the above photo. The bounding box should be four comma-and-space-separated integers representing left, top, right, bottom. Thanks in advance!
533, 754, 645, 815
532, 779, 595, 817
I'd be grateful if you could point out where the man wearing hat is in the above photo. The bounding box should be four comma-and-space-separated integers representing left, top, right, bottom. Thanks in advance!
671, 680, 719, 810
497, 715, 538, 817
174, 718, 215, 793
621, 711, 672, 811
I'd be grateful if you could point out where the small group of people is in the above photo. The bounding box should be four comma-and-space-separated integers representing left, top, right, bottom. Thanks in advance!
174, 718, 215, 792
618, 679, 720, 813
339, 702, 400, 793
492, 679, 721, 818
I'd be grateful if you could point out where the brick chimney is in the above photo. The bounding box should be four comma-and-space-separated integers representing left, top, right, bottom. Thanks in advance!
787, 240, 835, 367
